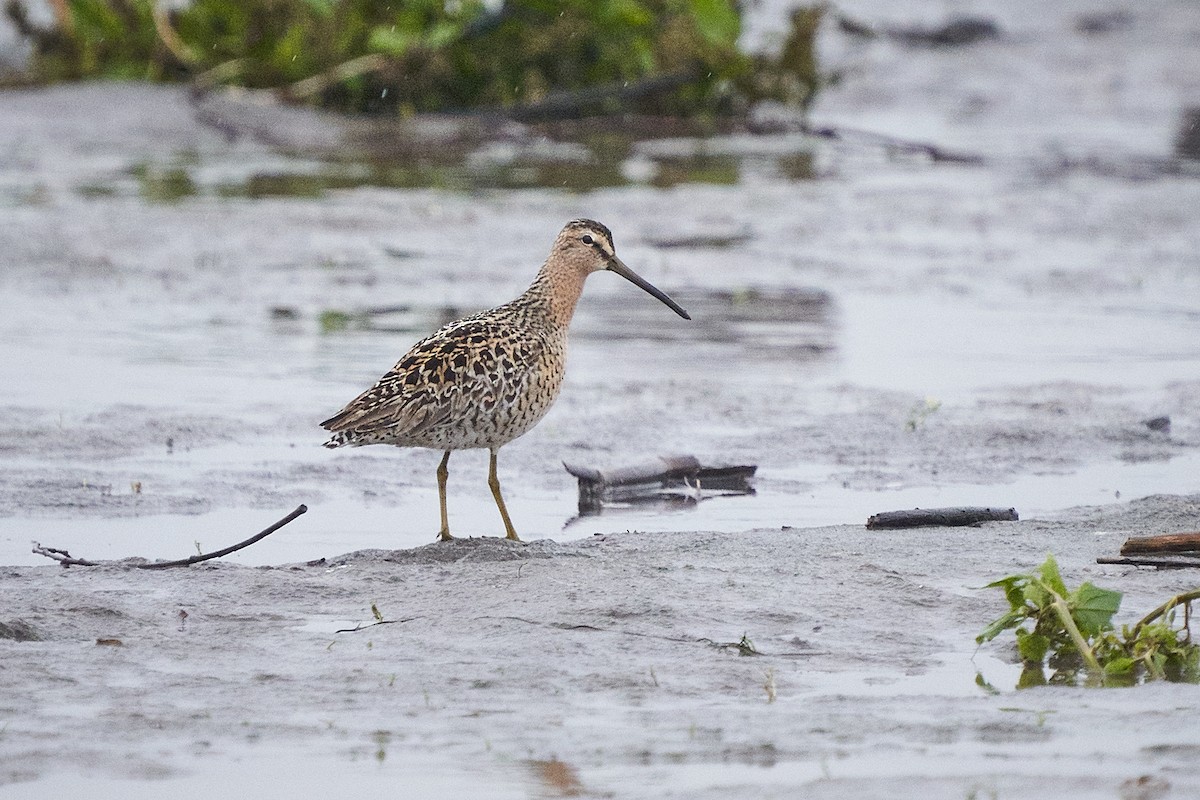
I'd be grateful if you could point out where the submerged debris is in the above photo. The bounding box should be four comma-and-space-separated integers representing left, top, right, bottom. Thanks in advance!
1143, 415, 1171, 434
1178, 109, 1200, 161
563, 455, 756, 515
890, 17, 1000, 48
0, 619, 41, 641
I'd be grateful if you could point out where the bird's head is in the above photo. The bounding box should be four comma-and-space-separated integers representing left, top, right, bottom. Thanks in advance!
552, 219, 690, 320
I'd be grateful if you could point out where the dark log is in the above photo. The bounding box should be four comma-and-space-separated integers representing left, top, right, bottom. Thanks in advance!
563, 456, 756, 514
865, 506, 1018, 530
1120, 532, 1200, 555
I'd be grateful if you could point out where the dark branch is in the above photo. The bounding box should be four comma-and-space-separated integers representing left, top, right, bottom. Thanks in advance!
30, 543, 99, 567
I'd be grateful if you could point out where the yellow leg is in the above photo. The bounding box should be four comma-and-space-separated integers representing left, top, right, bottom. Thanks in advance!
436, 450, 453, 542
488, 448, 521, 542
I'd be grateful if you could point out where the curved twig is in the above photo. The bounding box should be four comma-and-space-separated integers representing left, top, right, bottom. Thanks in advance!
286, 54, 389, 100
31, 504, 307, 569
152, 5, 198, 67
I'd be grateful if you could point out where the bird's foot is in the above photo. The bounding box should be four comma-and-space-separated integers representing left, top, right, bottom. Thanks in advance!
436, 529, 455, 542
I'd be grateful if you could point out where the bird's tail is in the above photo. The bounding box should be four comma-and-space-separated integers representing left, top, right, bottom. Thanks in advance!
322, 431, 354, 449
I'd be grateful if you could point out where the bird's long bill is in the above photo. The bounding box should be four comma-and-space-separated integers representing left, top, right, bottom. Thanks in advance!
608, 256, 691, 320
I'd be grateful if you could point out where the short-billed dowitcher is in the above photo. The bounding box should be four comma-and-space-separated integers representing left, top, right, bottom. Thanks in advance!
321, 219, 690, 542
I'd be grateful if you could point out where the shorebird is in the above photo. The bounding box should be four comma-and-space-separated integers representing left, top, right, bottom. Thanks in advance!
321, 219, 690, 542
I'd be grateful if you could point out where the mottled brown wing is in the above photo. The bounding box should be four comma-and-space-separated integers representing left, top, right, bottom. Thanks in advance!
320, 316, 541, 442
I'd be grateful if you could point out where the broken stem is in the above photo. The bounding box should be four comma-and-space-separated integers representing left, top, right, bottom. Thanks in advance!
1049, 593, 1104, 682
1130, 589, 1200, 638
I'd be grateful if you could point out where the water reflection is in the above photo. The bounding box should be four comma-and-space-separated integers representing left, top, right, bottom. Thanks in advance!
76, 135, 821, 203
307, 288, 837, 361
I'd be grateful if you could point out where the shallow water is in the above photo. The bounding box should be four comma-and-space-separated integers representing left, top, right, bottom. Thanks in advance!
1, 261, 1196, 564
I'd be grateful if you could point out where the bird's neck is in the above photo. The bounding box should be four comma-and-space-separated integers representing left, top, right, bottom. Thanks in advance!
524, 261, 588, 329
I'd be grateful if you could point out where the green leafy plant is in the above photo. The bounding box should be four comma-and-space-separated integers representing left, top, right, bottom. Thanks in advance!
976, 554, 1200, 687
5, 0, 826, 118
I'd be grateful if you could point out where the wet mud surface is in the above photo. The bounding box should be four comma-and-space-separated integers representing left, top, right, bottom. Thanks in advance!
2, 0, 1200, 796
4, 496, 1200, 798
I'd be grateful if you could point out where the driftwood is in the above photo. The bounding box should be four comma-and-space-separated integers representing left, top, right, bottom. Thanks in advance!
1121, 532, 1200, 556
563, 455, 756, 515
866, 506, 1018, 530
32, 504, 307, 568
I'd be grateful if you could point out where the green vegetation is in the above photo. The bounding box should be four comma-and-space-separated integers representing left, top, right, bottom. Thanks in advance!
904, 396, 941, 431
977, 555, 1200, 688
6, 0, 825, 118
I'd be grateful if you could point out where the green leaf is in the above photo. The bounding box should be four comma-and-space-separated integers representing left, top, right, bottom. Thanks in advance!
1148, 651, 1169, 679
298, 0, 336, 17
983, 575, 1026, 612
425, 20, 463, 50
688, 0, 740, 46
1016, 629, 1051, 665
1103, 656, 1137, 676
601, 0, 654, 29
974, 672, 1000, 695
68, 0, 129, 41
1037, 554, 1068, 598
369, 25, 418, 56
1069, 582, 1122, 637
976, 608, 1025, 644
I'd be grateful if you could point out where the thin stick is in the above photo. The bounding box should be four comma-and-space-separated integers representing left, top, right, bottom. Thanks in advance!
31, 504, 307, 569
1097, 556, 1200, 570
336, 617, 419, 634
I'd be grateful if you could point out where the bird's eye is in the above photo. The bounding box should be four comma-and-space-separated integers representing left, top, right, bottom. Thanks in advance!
581, 234, 594, 245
